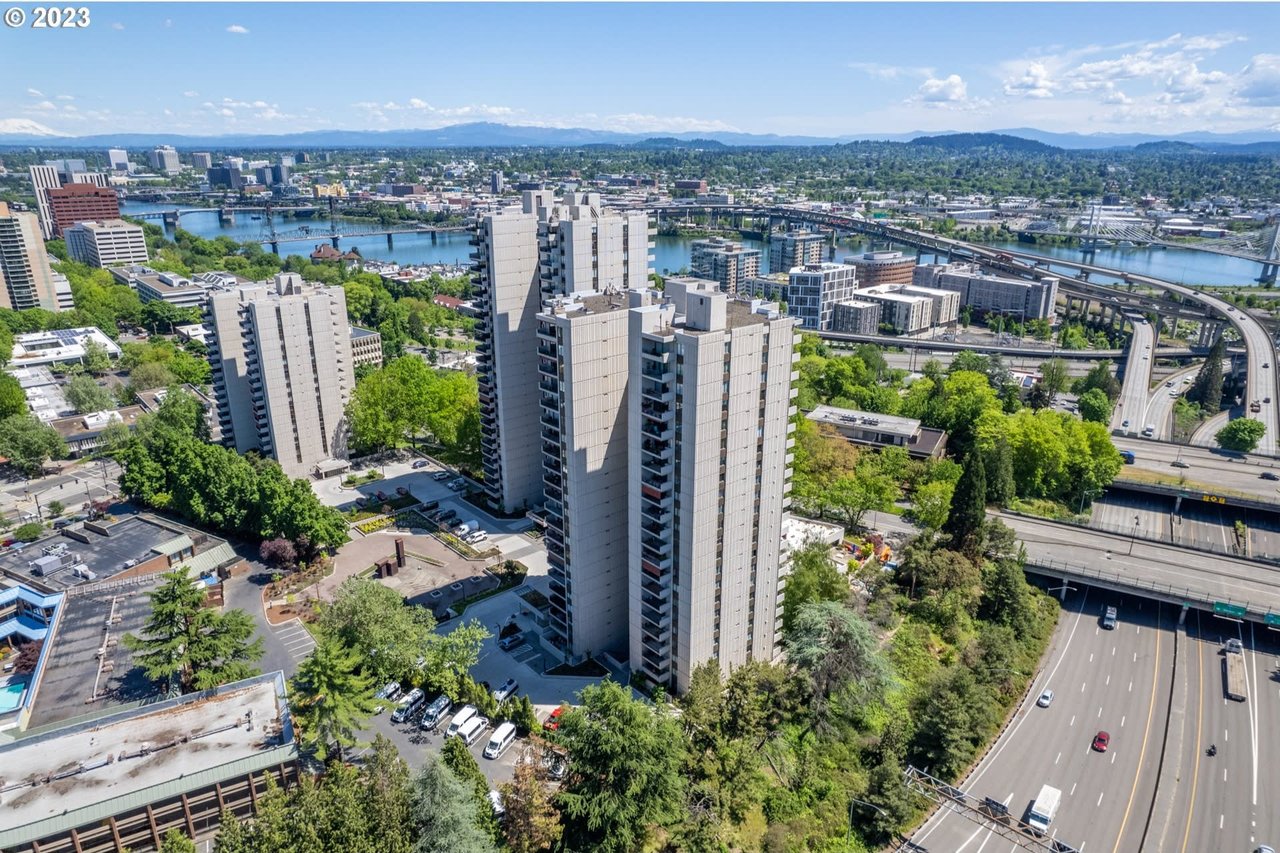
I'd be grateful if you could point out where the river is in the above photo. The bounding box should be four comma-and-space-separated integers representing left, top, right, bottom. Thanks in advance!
121, 201, 1262, 287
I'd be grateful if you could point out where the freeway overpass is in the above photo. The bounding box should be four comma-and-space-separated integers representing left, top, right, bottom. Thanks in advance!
817, 329, 1214, 360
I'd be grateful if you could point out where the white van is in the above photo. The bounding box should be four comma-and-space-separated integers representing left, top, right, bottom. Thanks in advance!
445, 704, 478, 738
457, 715, 488, 746
391, 688, 425, 723
484, 721, 517, 759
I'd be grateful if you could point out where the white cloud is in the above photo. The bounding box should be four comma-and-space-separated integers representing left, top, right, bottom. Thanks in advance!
55, 94, 73, 101
917, 74, 968, 103
226, 24, 249, 34
219, 108, 235, 117
1158, 63, 1228, 104
407, 98, 430, 109
848, 62, 933, 81
1003, 62, 1054, 98
111, 22, 124, 30
29, 101, 57, 112
1234, 54, 1280, 106
183, 91, 199, 98
26, 88, 42, 97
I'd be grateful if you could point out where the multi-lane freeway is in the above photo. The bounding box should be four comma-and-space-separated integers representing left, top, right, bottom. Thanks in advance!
1111, 438, 1280, 503
1113, 319, 1156, 436
909, 592, 1280, 853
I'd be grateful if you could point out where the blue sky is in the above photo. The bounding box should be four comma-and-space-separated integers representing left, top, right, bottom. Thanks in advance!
2, 2, 1278, 137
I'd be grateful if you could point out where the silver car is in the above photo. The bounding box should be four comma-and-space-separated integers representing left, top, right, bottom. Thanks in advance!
1037, 689, 1054, 708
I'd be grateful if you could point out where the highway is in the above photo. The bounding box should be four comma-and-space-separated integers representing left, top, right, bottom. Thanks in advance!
878, 351, 1098, 378
1111, 437, 1280, 503
1113, 319, 1156, 436
1141, 364, 1200, 442
910, 591, 1176, 852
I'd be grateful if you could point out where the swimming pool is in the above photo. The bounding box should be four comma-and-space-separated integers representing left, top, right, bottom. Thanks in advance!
0, 680, 28, 713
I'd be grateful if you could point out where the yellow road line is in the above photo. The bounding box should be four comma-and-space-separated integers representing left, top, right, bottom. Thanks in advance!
1179, 613, 1204, 853
1113, 604, 1162, 853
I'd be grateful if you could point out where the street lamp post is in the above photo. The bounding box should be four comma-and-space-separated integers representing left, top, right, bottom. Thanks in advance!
1127, 514, 1140, 556
848, 797, 889, 844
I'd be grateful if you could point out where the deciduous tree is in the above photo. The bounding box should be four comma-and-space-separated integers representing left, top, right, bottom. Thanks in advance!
499, 760, 564, 853
1216, 417, 1266, 452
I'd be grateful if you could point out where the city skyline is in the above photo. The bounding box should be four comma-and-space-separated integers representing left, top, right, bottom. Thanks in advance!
2, 3, 1278, 139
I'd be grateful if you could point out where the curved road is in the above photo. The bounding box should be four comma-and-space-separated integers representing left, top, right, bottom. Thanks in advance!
1113, 319, 1156, 436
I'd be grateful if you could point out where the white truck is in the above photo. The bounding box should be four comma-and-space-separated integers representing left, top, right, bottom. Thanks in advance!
453, 519, 480, 537
1026, 784, 1061, 836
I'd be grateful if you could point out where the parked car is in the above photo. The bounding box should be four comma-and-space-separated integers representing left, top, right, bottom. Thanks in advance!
432, 471, 452, 481
412, 460, 429, 469
448, 478, 468, 491
421, 500, 440, 512
543, 706, 564, 731
436, 509, 458, 525
464, 530, 488, 545
493, 677, 519, 703
499, 633, 524, 652
374, 681, 403, 713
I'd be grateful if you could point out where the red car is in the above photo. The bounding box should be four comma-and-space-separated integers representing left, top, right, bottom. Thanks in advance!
543, 707, 564, 731
1092, 731, 1110, 752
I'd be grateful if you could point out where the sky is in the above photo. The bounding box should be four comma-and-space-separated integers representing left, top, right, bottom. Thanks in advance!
2, 2, 1279, 139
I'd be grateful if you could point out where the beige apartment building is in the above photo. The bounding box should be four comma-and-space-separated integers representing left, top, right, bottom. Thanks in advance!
0, 202, 60, 311
205, 273, 353, 479
628, 278, 798, 694
768, 229, 826, 272
690, 236, 761, 293
473, 191, 652, 515
64, 220, 150, 268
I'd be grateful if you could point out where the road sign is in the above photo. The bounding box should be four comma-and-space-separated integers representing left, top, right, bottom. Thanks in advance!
1265, 613, 1280, 627
1215, 602, 1248, 618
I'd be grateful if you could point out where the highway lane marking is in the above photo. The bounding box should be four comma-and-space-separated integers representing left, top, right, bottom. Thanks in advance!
1180, 614, 1205, 853
1090, 653, 1095, 662
1121, 715, 1126, 727
1110, 602, 1162, 853
1224, 768, 1228, 782
912, 591, 1092, 846
1220, 814, 1225, 830
1097, 791, 1105, 807
1082, 681, 1087, 692
1134, 652, 1138, 663
1071, 782, 1077, 796
1055, 752, 1061, 765
1224, 729, 1228, 742
1111, 753, 1117, 764
1129, 680, 1133, 692
1112, 646, 1116, 656
1098, 706, 1103, 718
1245, 622, 1259, 807
1106, 675, 1110, 686
1070, 715, 1076, 727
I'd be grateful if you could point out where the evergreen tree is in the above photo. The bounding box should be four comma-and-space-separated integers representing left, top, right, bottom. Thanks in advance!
944, 452, 988, 560
983, 436, 1016, 507
289, 636, 378, 762
442, 734, 500, 841
499, 760, 564, 853
411, 754, 497, 853
159, 828, 197, 853
1189, 334, 1226, 413
122, 568, 263, 694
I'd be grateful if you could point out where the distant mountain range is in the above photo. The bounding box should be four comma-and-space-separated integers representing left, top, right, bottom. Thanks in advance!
0, 119, 1277, 152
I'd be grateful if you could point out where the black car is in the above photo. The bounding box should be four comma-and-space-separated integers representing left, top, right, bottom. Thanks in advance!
412, 460, 429, 469
1263, 472, 1280, 482
421, 500, 440, 512
437, 509, 458, 524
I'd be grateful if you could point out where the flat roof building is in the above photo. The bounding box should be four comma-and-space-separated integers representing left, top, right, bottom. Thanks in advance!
808, 404, 948, 459
741, 262, 859, 331
844, 250, 918, 287
206, 273, 354, 479
46, 184, 120, 237
350, 325, 383, 369
852, 285, 935, 334
689, 237, 761, 294
628, 280, 798, 694
0, 202, 60, 312
831, 299, 883, 335
64, 220, 149, 268
10, 327, 121, 368
49, 406, 146, 458
769, 229, 826, 273
0, 672, 298, 853
913, 262, 1059, 321
27, 164, 60, 239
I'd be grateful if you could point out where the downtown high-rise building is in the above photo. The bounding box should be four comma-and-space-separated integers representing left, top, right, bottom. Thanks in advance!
28, 165, 60, 240
472, 191, 651, 515
628, 278, 798, 694
0, 202, 60, 311
107, 149, 130, 172
205, 273, 353, 479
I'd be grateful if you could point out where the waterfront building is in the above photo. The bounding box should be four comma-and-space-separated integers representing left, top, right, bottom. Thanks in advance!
64, 220, 149, 268
689, 237, 761, 294
538, 289, 661, 661
27, 164, 60, 239
313, 182, 347, 198
0, 202, 60, 311
206, 273, 353, 479
472, 191, 652, 515
912, 262, 1058, 320
206, 167, 245, 190
769, 229, 826, 273
47, 184, 121, 237
628, 278, 798, 694
844, 250, 917, 287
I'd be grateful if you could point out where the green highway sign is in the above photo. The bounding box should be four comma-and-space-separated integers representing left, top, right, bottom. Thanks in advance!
1266, 613, 1280, 627
1215, 602, 1248, 618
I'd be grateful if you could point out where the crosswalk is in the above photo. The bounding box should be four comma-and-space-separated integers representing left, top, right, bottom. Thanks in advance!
274, 619, 316, 661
